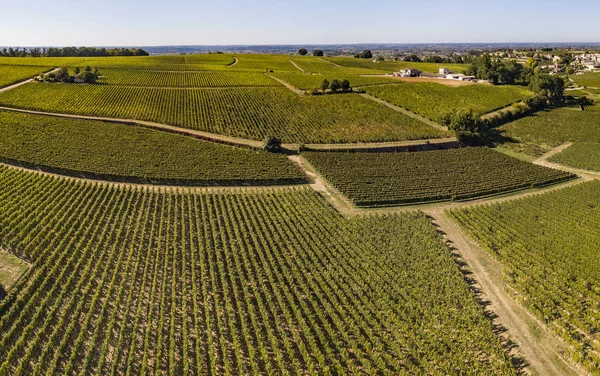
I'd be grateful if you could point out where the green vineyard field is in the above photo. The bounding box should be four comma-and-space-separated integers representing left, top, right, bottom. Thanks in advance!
364, 82, 533, 122
0, 111, 305, 185
548, 143, 600, 172
0, 84, 446, 143
303, 148, 574, 206
0, 65, 52, 89
449, 180, 600, 373
570, 72, 600, 88
99, 69, 279, 87
0, 169, 517, 375
500, 108, 600, 156
323, 57, 469, 74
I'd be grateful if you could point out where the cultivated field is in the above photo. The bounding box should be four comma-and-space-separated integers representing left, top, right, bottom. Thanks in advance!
0, 111, 305, 185
450, 180, 600, 373
98, 69, 279, 87
364, 83, 533, 122
303, 148, 574, 206
500, 108, 600, 156
0, 84, 446, 143
323, 57, 468, 74
0, 169, 518, 375
571, 72, 600, 87
0, 65, 52, 89
271, 72, 397, 90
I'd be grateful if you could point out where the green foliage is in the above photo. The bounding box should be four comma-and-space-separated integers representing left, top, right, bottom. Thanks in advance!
312, 49, 324, 56
297, 48, 308, 56
0, 111, 305, 185
528, 73, 565, 103
272, 72, 394, 90
262, 135, 281, 152
465, 55, 524, 84
364, 83, 533, 122
450, 180, 600, 373
0, 170, 519, 374
570, 72, 600, 88
0, 84, 446, 143
354, 50, 372, 59
329, 79, 341, 92
319, 78, 329, 91
304, 148, 573, 206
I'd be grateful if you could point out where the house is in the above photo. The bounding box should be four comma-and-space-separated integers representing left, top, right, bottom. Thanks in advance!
394, 68, 421, 77
446, 73, 465, 80
439, 67, 454, 75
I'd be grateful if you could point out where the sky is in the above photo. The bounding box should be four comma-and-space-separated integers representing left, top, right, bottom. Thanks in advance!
0, 0, 599, 46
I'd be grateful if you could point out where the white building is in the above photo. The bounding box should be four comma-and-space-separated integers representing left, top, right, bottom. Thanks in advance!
394, 68, 421, 77
439, 67, 454, 75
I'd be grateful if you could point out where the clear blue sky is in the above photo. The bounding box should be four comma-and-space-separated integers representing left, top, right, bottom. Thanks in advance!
1, 0, 598, 46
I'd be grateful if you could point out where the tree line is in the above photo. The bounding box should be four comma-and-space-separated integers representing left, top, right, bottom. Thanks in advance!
0, 47, 149, 57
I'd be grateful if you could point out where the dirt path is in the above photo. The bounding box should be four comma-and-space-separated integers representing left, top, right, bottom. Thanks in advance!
229, 57, 238, 66
424, 209, 582, 376
358, 75, 474, 87
358, 92, 448, 132
289, 60, 305, 73
317, 57, 341, 67
534, 142, 573, 163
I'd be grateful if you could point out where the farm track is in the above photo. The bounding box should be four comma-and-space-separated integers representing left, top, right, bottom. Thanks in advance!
289, 60, 305, 73
228, 56, 238, 66
481, 101, 526, 120
424, 209, 583, 376
264, 73, 307, 95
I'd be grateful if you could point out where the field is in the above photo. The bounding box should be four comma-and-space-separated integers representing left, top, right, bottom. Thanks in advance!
449, 180, 600, 372
0, 111, 305, 185
271, 72, 398, 90
303, 148, 574, 206
499, 108, 600, 156
364, 83, 533, 122
287, 58, 387, 75
98, 69, 279, 87
0, 65, 52, 89
323, 57, 469, 74
0, 57, 84, 67
0, 168, 518, 375
0, 84, 447, 143
548, 143, 600, 172
571, 72, 600, 87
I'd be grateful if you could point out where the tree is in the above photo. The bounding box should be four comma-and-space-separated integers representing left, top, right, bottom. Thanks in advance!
263, 136, 281, 152
74, 67, 81, 75
341, 79, 351, 92
298, 48, 308, 56
320, 79, 330, 91
329, 79, 341, 92
313, 49, 324, 56
403, 54, 421, 62
529, 72, 565, 104
354, 50, 372, 59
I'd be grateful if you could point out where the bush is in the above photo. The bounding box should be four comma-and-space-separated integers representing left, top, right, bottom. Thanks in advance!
263, 136, 282, 152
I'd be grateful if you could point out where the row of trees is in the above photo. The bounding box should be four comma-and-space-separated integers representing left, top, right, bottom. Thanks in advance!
316, 78, 351, 93
297, 49, 324, 56
0, 47, 149, 57
41, 66, 101, 84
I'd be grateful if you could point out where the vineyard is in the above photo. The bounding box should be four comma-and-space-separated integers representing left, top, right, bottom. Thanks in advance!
364, 82, 533, 122
570, 72, 600, 88
288, 58, 386, 75
0, 84, 446, 143
500, 108, 600, 156
271, 72, 398, 90
0, 168, 518, 375
0, 111, 305, 185
0, 65, 51, 89
99, 69, 279, 87
303, 148, 574, 206
449, 180, 600, 373
548, 143, 600, 172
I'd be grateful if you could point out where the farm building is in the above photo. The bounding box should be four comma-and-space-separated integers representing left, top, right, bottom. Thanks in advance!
439, 67, 454, 75
394, 68, 421, 77
445, 73, 476, 82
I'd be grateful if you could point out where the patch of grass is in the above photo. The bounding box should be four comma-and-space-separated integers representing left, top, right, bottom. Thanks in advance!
0, 249, 29, 291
